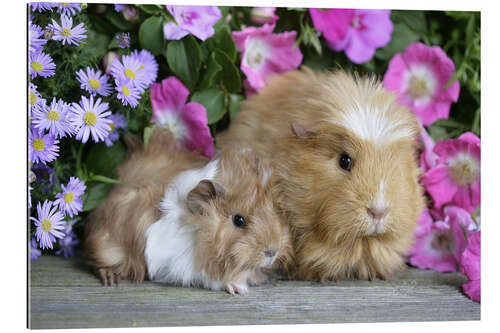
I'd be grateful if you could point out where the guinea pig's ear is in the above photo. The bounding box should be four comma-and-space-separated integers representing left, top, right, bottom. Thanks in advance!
186, 180, 226, 214
290, 123, 317, 138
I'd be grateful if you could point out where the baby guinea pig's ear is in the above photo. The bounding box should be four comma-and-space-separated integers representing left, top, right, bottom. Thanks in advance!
186, 180, 226, 214
290, 123, 318, 138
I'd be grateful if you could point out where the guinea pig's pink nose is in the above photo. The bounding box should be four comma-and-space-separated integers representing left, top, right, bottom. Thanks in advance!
367, 206, 390, 220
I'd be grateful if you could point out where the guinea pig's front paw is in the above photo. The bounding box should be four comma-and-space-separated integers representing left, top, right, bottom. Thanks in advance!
225, 283, 249, 295
97, 267, 121, 287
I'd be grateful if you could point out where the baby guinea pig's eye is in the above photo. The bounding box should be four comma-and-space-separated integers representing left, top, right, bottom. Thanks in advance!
232, 214, 247, 228
338, 153, 352, 172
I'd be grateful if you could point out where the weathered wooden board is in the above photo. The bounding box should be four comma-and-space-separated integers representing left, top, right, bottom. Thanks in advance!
29, 255, 480, 329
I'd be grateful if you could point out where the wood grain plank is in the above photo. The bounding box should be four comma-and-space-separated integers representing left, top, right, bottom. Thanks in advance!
29, 256, 480, 329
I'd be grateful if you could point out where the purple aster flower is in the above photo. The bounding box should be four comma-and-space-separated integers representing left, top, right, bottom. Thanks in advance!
115, 76, 141, 108
55, 232, 79, 258
110, 54, 148, 92
163, 5, 222, 41
30, 237, 42, 260
29, 51, 56, 78
49, 15, 87, 46
32, 163, 60, 194
104, 113, 128, 147
29, 21, 47, 56
30, 2, 55, 12
131, 49, 158, 86
76, 67, 112, 96
55, 2, 82, 16
29, 127, 59, 165
30, 200, 65, 250
114, 4, 125, 12
116, 32, 130, 49
69, 95, 112, 143
31, 97, 75, 138
29, 83, 46, 114
54, 177, 86, 217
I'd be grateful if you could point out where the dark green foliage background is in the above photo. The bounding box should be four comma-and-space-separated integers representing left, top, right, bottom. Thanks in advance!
29, 4, 480, 254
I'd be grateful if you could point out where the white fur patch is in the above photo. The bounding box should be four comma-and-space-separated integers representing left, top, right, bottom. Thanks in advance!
144, 159, 223, 291
332, 102, 413, 145
372, 181, 387, 212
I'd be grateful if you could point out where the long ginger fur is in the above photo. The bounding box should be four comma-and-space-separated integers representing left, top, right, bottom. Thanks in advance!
217, 68, 426, 281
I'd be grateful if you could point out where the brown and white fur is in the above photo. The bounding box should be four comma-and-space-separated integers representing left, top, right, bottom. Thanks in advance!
217, 68, 426, 281
84, 128, 292, 293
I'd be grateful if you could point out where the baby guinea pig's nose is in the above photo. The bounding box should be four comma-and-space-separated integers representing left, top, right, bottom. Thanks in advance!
264, 249, 277, 258
367, 206, 390, 220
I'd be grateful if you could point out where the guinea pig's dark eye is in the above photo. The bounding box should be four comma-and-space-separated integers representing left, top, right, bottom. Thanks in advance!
232, 214, 246, 228
339, 153, 352, 172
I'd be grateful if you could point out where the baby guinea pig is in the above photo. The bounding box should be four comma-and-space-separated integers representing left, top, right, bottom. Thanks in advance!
145, 148, 292, 295
84, 127, 207, 285
216, 68, 425, 281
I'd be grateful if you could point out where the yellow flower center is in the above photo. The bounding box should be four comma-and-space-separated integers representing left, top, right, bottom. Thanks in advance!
84, 112, 97, 126
29, 92, 38, 105
108, 121, 115, 132
408, 76, 430, 99
47, 110, 60, 121
31, 61, 43, 72
122, 85, 131, 97
124, 68, 136, 80
33, 138, 45, 151
64, 192, 75, 203
450, 159, 480, 186
62, 2, 69, 6
139, 65, 145, 70
88, 78, 101, 90
62, 28, 72, 37
41, 218, 52, 232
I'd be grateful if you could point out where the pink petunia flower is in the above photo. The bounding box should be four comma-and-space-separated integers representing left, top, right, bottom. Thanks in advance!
408, 206, 472, 272
163, 5, 221, 41
421, 132, 480, 213
460, 231, 480, 303
150, 76, 214, 158
383, 42, 460, 126
232, 24, 302, 93
418, 125, 439, 172
309, 8, 393, 64
250, 7, 279, 25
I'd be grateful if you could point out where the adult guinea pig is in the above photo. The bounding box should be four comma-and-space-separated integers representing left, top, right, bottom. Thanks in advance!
216, 68, 426, 281
145, 148, 292, 295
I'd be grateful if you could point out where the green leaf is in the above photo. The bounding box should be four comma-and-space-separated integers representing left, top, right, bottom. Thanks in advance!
204, 25, 237, 62
143, 124, 156, 150
229, 94, 244, 120
85, 141, 126, 177
139, 16, 165, 56
191, 88, 226, 125
166, 35, 202, 90
137, 4, 162, 15
212, 49, 241, 93
472, 108, 481, 137
82, 182, 112, 212
375, 22, 420, 60
391, 10, 428, 35
105, 10, 135, 31
198, 52, 223, 90
432, 119, 467, 129
88, 175, 124, 185
80, 30, 111, 61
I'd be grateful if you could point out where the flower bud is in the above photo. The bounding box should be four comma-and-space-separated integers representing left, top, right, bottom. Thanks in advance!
122, 5, 138, 21
102, 52, 120, 75
250, 7, 278, 25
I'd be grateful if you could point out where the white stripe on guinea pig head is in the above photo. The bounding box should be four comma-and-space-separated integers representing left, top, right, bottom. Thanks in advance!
331, 102, 415, 145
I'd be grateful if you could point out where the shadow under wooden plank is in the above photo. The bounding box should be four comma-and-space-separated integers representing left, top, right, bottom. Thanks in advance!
29, 255, 480, 329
